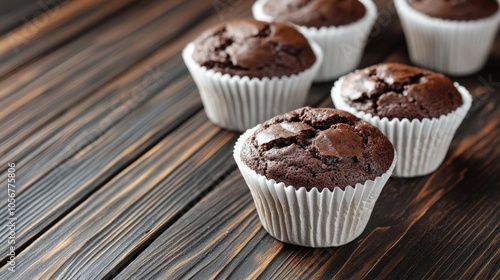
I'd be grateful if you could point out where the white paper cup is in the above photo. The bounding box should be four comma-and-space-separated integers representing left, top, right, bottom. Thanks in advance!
233, 126, 397, 247
395, 0, 500, 76
253, 0, 378, 82
331, 78, 472, 177
182, 41, 323, 132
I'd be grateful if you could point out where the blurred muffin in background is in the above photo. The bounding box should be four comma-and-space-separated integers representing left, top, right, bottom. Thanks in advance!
253, 0, 377, 81
332, 63, 472, 177
183, 18, 322, 131
395, 0, 500, 76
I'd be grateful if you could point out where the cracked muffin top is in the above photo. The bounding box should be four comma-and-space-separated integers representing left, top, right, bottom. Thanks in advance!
407, 0, 499, 21
262, 0, 366, 28
192, 19, 316, 79
340, 63, 463, 120
240, 107, 394, 190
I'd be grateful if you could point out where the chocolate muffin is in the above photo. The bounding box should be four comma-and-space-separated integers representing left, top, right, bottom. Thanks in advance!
262, 0, 366, 28
240, 107, 394, 190
340, 63, 463, 120
407, 0, 499, 21
192, 19, 316, 79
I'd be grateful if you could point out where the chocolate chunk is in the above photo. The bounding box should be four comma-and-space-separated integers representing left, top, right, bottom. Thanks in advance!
313, 124, 364, 157
256, 122, 315, 146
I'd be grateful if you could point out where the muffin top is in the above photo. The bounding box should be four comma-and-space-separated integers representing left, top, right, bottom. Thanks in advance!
192, 19, 316, 79
340, 63, 463, 120
262, 0, 366, 28
240, 107, 395, 190
407, 0, 499, 21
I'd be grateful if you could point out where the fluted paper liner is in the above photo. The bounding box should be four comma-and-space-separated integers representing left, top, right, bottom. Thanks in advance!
233, 126, 397, 247
182, 41, 322, 132
395, 0, 500, 76
331, 78, 472, 177
252, 0, 378, 82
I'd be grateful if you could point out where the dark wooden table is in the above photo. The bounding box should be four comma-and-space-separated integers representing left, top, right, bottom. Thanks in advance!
0, 0, 499, 279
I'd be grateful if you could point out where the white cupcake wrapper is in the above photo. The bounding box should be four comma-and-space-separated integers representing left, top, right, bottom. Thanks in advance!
331, 78, 472, 177
395, 0, 500, 76
252, 0, 378, 82
182, 41, 323, 132
233, 126, 397, 247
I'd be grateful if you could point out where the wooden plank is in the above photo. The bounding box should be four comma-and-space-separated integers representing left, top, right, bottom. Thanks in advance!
114, 39, 500, 278
0, 0, 401, 156
0, 0, 212, 156
0, 0, 413, 273
2, 0, 496, 277
0, 0, 182, 116
0, 66, 410, 278
0, 73, 334, 279
0, 50, 337, 280
0, 73, 202, 257
1, 54, 186, 194
0, 1, 216, 231
115, 171, 265, 280
0, 111, 235, 279
358, 0, 405, 67
0, 0, 61, 35
0, 0, 255, 191
0, 0, 139, 77
115, 98, 500, 279
0, 0, 258, 267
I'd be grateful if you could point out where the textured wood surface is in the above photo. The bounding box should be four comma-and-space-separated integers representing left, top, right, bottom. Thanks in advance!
0, 0, 499, 279
0, 0, 55, 35
0, 0, 139, 77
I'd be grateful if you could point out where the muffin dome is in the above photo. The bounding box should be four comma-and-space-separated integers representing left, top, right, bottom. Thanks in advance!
340, 63, 463, 120
262, 0, 366, 28
192, 18, 316, 79
407, 0, 499, 21
240, 107, 394, 190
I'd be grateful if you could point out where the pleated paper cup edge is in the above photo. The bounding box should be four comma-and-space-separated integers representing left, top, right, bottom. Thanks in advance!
252, 0, 378, 35
394, 0, 500, 28
182, 40, 323, 131
331, 78, 472, 125
233, 125, 397, 247
331, 78, 472, 177
394, 0, 500, 75
252, 0, 378, 81
182, 41, 323, 85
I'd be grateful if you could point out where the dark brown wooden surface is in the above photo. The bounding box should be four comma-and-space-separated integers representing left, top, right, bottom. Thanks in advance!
0, 0, 498, 279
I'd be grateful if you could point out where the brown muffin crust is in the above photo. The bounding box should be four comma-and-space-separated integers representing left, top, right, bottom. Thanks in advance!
340, 63, 463, 120
240, 107, 395, 190
407, 0, 499, 21
262, 0, 366, 28
192, 19, 316, 79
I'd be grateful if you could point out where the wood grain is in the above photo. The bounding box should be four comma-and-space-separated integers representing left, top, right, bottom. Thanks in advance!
0, 111, 237, 279
0, 0, 212, 156
1, 54, 186, 194
0, 0, 254, 268
0, 74, 201, 260
0, 0, 254, 189
0, 0, 139, 77
117, 106, 499, 279
0, 0, 62, 35
115, 172, 265, 280
0, 0, 498, 278
115, 34, 500, 280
